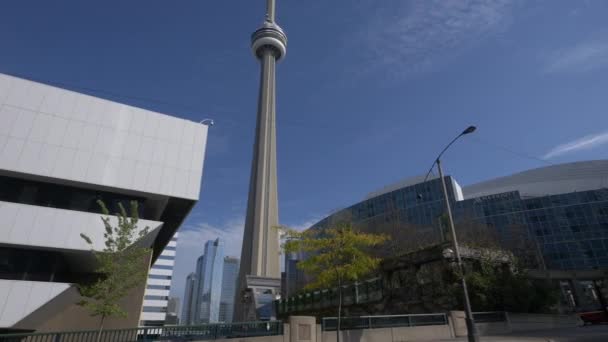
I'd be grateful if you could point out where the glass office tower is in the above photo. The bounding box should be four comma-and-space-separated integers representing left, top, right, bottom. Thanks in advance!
219, 256, 239, 323
181, 273, 197, 325
284, 250, 306, 298
194, 238, 225, 323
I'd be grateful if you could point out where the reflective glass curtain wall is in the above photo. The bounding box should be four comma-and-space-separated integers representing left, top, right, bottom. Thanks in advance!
311, 177, 608, 271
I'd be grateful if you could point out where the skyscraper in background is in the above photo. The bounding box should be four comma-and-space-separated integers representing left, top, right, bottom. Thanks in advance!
284, 249, 306, 298
194, 238, 225, 323
165, 297, 180, 325
181, 273, 197, 325
140, 233, 178, 327
219, 257, 240, 323
180, 245, 240, 325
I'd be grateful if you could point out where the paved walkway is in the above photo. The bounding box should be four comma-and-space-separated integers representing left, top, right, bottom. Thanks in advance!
436, 325, 608, 342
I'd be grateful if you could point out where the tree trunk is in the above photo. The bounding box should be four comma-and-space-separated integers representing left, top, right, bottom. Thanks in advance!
96, 315, 105, 342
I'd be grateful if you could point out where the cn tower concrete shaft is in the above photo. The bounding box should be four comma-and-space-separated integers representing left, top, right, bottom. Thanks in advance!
234, 0, 287, 321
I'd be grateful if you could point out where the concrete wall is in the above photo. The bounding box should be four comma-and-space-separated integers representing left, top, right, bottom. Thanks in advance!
507, 313, 583, 332
449, 310, 467, 337
320, 325, 453, 342
212, 336, 285, 342
198, 324, 289, 342
0, 280, 70, 328
219, 313, 582, 342
450, 311, 511, 337
12, 251, 152, 332
289, 316, 315, 342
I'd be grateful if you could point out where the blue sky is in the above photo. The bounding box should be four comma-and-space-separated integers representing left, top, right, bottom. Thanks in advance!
2, 0, 608, 301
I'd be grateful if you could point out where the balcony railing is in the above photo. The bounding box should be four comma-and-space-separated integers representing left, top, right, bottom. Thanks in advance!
472, 311, 507, 323
321, 313, 449, 331
0, 321, 283, 342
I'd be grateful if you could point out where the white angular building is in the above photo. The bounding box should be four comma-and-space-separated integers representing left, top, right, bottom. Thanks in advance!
0, 73, 208, 333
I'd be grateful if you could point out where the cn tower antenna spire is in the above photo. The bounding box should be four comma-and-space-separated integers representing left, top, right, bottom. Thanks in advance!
266, 0, 275, 22
234, 0, 287, 321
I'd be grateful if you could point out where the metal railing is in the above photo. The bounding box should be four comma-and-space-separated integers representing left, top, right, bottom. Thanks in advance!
0, 321, 283, 342
321, 313, 448, 331
276, 277, 383, 316
472, 311, 507, 323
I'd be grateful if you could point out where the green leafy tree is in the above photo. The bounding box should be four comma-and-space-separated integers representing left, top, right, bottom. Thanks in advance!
79, 200, 150, 341
442, 242, 559, 313
449, 220, 558, 312
282, 222, 387, 342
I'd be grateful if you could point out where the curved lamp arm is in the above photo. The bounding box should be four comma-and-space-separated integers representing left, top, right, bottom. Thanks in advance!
421, 125, 476, 184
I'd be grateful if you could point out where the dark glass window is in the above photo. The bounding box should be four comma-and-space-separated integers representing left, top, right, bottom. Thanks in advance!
157, 255, 175, 261
525, 200, 542, 210
140, 320, 165, 327
149, 274, 172, 280
144, 295, 169, 301
142, 306, 167, 312
147, 285, 171, 290
151, 265, 174, 270
0, 175, 147, 219
0, 247, 87, 283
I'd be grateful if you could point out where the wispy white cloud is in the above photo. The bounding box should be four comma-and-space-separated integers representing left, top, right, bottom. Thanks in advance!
180, 218, 245, 258
357, 0, 515, 78
285, 216, 323, 232
544, 38, 608, 74
543, 130, 608, 159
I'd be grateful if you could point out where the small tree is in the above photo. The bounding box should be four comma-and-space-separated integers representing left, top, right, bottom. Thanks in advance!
283, 222, 387, 342
79, 200, 150, 341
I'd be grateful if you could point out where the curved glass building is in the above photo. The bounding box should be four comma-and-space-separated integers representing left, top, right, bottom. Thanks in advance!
310, 160, 608, 271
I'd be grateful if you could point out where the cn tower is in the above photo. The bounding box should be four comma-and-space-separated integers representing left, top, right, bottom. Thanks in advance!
234, 0, 287, 321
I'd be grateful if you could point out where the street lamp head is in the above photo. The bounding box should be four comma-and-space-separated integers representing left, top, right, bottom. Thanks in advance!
200, 119, 214, 126
462, 125, 476, 135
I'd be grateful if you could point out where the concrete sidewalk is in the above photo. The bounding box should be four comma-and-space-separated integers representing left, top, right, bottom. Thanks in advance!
433, 325, 608, 342
436, 338, 550, 342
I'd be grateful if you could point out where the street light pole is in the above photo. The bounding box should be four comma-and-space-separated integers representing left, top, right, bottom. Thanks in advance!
436, 158, 479, 342
418, 125, 477, 341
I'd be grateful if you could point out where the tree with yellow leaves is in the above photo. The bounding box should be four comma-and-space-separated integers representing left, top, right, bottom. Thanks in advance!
282, 222, 387, 342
